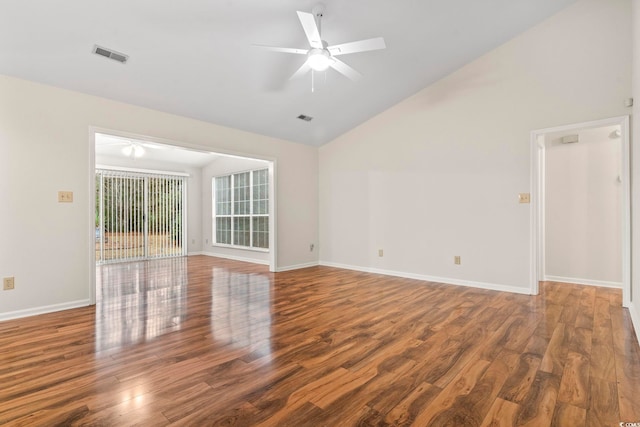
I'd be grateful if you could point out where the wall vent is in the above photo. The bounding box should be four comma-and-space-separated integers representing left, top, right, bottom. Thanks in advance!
297, 114, 313, 122
93, 45, 129, 64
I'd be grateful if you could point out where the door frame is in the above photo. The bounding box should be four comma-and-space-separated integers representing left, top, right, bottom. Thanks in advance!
95, 168, 189, 263
529, 116, 631, 307
89, 127, 278, 305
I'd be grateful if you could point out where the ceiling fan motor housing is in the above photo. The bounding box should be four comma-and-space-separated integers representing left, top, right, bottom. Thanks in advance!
307, 48, 332, 71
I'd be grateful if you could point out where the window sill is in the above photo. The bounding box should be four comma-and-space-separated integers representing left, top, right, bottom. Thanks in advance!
211, 244, 269, 253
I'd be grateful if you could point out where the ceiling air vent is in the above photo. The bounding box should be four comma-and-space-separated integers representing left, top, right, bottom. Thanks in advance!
92, 45, 129, 64
297, 114, 313, 122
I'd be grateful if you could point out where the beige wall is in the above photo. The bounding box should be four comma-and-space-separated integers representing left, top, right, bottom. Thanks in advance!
544, 126, 622, 286
0, 75, 318, 319
319, 0, 631, 292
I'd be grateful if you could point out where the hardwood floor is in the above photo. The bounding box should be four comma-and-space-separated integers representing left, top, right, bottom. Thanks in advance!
1, 255, 639, 426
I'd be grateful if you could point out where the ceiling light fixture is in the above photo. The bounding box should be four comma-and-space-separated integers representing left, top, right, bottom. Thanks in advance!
122, 144, 145, 158
307, 48, 332, 71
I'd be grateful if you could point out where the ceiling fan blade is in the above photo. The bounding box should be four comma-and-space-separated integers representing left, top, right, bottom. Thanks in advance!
254, 45, 308, 55
329, 58, 362, 81
296, 11, 323, 49
289, 60, 311, 80
328, 37, 386, 56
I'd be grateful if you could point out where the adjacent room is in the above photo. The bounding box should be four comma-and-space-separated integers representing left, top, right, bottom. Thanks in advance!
1, 0, 640, 425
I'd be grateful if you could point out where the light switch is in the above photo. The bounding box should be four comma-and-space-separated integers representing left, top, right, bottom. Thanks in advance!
518, 193, 530, 204
58, 191, 73, 203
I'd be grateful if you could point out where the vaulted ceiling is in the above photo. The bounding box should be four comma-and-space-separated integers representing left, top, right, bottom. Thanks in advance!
0, 0, 576, 146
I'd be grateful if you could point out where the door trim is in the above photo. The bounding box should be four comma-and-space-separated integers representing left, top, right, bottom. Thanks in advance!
530, 116, 631, 307
89, 126, 278, 305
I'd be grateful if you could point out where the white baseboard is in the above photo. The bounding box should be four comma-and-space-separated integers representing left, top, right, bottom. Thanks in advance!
196, 252, 318, 272
187, 251, 206, 256
544, 275, 622, 289
629, 301, 640, 348
319, 261, 530, 295
0, 299, 91, 322
275, 262, 319, 272
200, 251, 270, 266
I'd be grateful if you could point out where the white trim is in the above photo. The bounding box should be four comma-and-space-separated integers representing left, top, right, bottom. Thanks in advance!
275, 262, 319, 272
89, 126, 278, 291
544, 275, 622, 289
211, 243, 270, 253
530, 116, 631, 308
201, 251, 270, 266
91, 127, 276, 162
268, 161, 277, 272
96, 164, 190, 177
319, 261, 531, 295
89, 130, 97, 305
0, 299, 91, 322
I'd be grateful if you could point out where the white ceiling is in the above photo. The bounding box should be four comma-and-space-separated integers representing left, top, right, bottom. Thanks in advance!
95, 133, 219, 168
1, 0, 576, 146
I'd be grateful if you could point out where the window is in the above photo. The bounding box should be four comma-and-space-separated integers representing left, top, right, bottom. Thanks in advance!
213, 168, 269, 249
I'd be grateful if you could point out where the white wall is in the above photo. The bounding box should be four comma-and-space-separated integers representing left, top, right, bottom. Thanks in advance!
631, 0, 640, 343
201, 156, 271, 264
0, 75, 318, 319
544, 126, 622, 287
319, 0, 631, 292
95, 154, 203, 253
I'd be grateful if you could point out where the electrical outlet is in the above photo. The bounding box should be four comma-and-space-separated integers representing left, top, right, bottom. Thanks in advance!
378, 249, 384, 257
3, 277, 15, 290
58, 191, 73, 203
518, 193, 530, 204
310, 243, 315, 252
454, 256, 461, 265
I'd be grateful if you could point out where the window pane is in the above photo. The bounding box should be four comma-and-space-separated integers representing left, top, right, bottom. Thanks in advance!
215, 176, 231, 215
216, 217, 231, 245
233, 217, 250, 247
233, 172, 250, 215
252, 216, 269, 249
252, 169, 269, 215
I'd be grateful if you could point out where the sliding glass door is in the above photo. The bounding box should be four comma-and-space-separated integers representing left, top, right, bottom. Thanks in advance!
95, 169, 186, 263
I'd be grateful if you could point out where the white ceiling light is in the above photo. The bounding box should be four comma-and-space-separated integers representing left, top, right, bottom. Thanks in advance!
307, 48, 331, 71
122, 144, 145, 158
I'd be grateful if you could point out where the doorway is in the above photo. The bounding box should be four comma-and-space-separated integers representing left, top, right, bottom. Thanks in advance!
89, 128, 277, 305
530, 116, 631, 307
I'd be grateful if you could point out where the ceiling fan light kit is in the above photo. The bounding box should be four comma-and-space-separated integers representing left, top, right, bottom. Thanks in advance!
121, 144, 145, 159
255, 4, 386, 85
307, 48, 332, 72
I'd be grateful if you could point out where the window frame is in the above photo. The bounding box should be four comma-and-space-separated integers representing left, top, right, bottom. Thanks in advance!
212, 168, 269, 252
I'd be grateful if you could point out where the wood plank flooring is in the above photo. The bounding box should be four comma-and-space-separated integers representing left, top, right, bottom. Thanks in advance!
1, 255, 639, 426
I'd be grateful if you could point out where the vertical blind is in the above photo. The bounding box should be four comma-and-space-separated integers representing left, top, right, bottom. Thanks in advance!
96, 169, 187, 263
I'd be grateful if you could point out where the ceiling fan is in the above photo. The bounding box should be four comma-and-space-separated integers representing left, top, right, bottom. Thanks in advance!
256, 4, 386, 82
96, 134, 168, 159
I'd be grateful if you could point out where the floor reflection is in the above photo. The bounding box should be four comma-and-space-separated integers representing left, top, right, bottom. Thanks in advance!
96, 257, 188, 352
210, 267, 272, 357
95, 257, 273, 358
